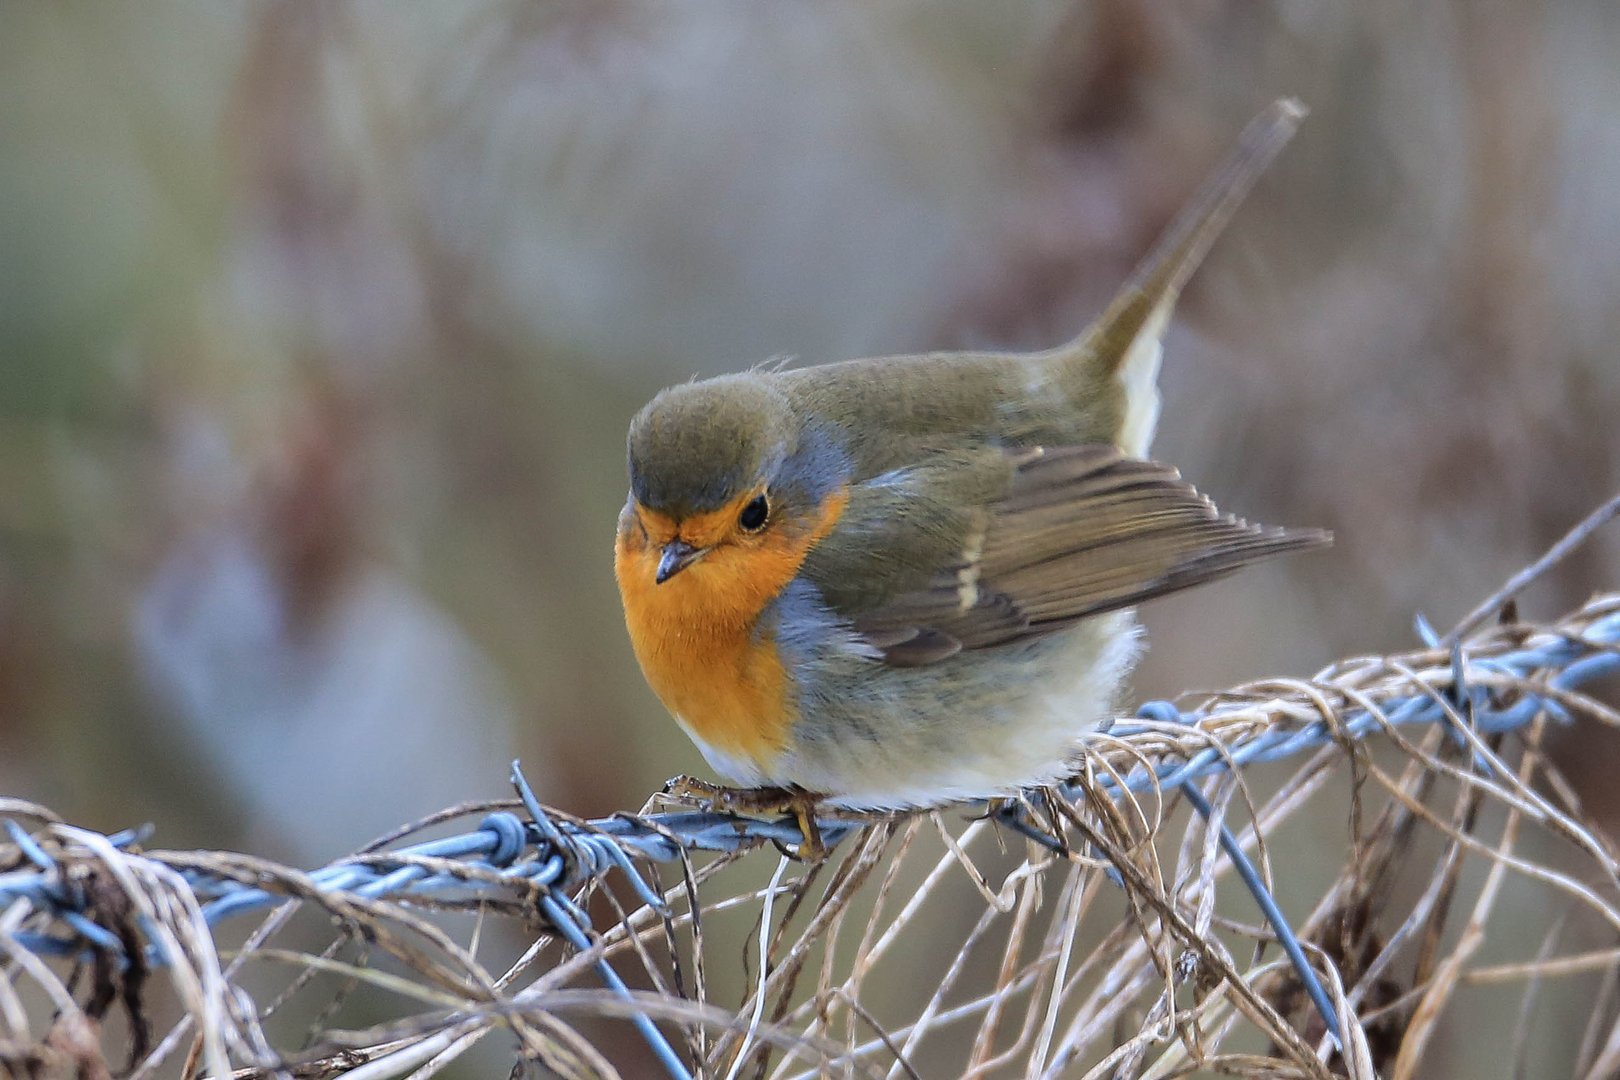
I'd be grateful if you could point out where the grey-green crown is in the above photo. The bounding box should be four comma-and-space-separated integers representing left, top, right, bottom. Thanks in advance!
626, 375, 796, 518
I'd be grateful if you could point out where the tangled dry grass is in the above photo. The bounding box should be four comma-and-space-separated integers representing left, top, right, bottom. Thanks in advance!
5, 513, 1620, 1078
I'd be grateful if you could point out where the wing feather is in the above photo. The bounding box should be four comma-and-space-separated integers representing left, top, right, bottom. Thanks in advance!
846, 445, 1328, 665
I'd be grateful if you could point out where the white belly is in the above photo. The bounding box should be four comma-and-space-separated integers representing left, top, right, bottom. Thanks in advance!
771, 612, 1142, 809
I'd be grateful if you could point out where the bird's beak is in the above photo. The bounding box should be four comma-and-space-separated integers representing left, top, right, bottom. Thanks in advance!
656, 540, 705, 583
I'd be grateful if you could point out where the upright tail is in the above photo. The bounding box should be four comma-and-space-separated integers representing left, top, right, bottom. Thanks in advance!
1048, 99, 1306, 456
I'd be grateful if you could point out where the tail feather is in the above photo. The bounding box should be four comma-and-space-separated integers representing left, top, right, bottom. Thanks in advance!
1115, 98, 1305, 321
1046, 99, 1306, 456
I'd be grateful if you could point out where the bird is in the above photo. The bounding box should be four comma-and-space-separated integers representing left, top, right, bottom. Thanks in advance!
614, 100, 1329, 838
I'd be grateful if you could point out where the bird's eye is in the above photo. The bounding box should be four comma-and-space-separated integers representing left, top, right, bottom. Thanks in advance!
738, 493, 769, 532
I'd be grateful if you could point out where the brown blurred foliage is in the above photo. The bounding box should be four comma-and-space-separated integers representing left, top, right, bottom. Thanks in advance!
2, 2, 1618, 1072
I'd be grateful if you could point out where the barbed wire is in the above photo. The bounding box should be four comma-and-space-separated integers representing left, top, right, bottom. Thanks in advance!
4, 511, 1620, 1076
9, 608, 1613, 936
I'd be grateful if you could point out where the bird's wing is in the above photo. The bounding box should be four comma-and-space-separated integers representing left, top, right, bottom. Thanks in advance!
799, 444, 1329, 667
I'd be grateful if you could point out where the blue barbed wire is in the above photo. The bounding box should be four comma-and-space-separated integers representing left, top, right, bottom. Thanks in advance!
3, 607, 1618, 1077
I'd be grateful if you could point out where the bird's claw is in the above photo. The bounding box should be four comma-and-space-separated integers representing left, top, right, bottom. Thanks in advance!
660, 776, 828, 859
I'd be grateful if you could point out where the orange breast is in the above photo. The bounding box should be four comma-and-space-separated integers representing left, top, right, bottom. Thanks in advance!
614, 489, 848, 771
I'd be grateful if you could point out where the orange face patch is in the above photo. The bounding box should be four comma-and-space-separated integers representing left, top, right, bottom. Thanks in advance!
631, 487, 763, 550
614, 487, 849, 767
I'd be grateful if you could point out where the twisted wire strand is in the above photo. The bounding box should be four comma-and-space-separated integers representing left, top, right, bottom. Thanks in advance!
4, 602, 1616, 947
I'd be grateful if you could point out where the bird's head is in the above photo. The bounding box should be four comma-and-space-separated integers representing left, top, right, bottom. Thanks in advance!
618, 375, 848, 595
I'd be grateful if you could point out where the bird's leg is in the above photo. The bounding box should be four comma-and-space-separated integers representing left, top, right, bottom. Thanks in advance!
660, 776, 828, 859
783, 797, 827, 862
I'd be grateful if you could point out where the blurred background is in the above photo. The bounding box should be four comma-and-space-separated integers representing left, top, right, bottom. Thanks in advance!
3, 1, 1619, 1072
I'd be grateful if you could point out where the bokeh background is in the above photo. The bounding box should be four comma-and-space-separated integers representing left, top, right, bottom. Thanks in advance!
4, 2, 1619, 1074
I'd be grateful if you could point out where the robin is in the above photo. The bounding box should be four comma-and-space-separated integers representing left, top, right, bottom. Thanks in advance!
614, 100, 1328, 845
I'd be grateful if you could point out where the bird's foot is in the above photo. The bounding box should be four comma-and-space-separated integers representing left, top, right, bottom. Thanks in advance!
661, 775, 829, 860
